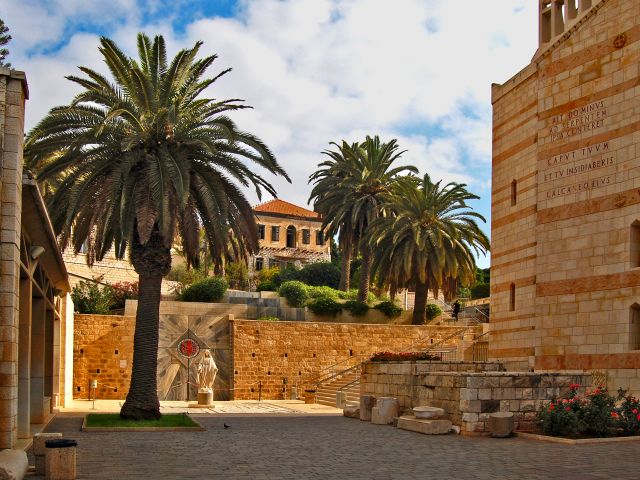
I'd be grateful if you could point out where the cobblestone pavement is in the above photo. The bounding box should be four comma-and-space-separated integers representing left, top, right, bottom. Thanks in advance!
29, 415, 640, 479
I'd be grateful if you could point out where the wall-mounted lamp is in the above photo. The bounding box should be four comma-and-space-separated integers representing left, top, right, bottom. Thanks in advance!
30, 245, 46, 260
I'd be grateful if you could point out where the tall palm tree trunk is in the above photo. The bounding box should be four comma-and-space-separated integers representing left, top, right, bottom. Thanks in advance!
120, 229, 171, 420
412, 280, 429, 325
358, 243, 372, 303
339, 233, 352, 291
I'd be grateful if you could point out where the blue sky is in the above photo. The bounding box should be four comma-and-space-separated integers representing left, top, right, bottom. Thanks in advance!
2, 0, 539, 268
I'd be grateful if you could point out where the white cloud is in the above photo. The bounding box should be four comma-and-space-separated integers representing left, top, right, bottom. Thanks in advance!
4, 0, 538, 229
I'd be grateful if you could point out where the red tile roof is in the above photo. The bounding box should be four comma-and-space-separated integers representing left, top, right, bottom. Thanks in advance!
253, 199, 322, 220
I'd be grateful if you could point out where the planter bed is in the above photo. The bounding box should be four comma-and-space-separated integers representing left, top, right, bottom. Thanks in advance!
516, 432, 640, 445
82, 414, 205, 432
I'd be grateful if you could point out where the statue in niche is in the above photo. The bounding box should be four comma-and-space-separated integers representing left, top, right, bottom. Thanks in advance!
196, 349, 218, 393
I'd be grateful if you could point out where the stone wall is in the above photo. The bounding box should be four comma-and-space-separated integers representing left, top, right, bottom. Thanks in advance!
0, 68, 26, 449
361, 361, 591, 434
73, 314, 135, 400
231, 320, 480, 400
490, 0, 640, 389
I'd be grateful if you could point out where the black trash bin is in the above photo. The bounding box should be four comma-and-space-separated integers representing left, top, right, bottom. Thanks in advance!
45, 438, 77, 479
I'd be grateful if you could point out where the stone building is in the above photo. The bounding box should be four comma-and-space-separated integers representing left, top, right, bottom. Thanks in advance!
490, 0, 639, 391
250, 199, 331, 274
0, 68, 72, 451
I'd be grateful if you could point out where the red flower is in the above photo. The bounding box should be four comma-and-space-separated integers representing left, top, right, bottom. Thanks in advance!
611, 412, 619, 419
632, 409, 638, 415
565, 407, 571, 412
636, 414, 640, 421
569, 383, 581, 390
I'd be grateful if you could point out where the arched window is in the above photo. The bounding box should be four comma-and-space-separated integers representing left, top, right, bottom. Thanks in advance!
286, 226, 297, 248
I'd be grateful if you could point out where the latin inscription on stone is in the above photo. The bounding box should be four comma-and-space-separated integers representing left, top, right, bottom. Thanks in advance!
548, 100, 607, 142
542, 139, 615, 199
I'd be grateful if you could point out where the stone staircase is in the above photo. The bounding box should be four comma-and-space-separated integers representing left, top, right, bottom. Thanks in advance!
315, 370, 360, 408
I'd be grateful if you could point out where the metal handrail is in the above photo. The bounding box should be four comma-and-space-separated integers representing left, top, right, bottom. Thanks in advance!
304, 354, 369, 386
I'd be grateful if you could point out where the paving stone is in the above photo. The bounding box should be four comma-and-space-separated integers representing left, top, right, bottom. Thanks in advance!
23, 413, 640, 479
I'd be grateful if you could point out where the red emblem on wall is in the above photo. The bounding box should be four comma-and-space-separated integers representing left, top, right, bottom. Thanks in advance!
178, 338, 200, 358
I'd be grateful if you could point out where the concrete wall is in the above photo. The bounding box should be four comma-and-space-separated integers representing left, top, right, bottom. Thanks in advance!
490, 0, 640, 390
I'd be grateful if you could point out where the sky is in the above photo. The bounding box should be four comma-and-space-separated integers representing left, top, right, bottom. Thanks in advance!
1, 0, 539, 268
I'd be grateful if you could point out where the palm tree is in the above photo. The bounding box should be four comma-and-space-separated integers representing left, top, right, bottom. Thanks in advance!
309, 141, 361, 291
369, 174, 489, 325
25, 34, 289, 419
332, 136, 417, 302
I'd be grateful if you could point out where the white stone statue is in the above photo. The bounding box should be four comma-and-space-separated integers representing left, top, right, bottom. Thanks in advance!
196, 349, 218, 393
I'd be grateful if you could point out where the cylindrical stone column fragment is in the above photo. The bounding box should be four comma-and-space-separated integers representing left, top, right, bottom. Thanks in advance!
360, 395, 375, 421
45, 438, 77, 480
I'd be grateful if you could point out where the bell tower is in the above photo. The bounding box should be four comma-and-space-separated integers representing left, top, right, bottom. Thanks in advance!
538, 0, 597, 47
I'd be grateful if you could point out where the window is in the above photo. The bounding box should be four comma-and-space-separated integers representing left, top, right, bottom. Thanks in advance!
271, 226, 280, 242
268, 258, 278, 269
257, 224, 265, 240
509, 283, 516, 312
631, 221, 640, 268
286, 226, 296, 248
630, 304, 640, 351
302, 229, 310, 245
255, 257, 264, 271
316, 230, 324, 246
511, 180, 517, 206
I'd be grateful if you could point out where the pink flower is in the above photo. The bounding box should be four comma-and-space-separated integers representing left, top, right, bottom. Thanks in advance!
565, 407, 571, 412
569, 383, 581, 390
632, 409, 638, 415
636, 414, 640, 421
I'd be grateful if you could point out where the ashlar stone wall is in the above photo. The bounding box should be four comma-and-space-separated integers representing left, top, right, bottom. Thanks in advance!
231, 321, 480, 400
361, 361, 591, 434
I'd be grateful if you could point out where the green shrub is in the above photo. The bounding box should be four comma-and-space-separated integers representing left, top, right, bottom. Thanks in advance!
256, 280, 276, 292
258, 316, 280, 322
279, 280, 309, 307
71, 280, 114, 314
179, 277, 228, 302
470, 283, 490, 299
374, 300, 402, 318
425, 303, 442, 320
307, 297, 343, 316
457, 287, 471, 299
166, 264, 207, 285
298, 262, 340, 288
257, 266, 280, 285
537, 384, 623, 438
306, 285, 341, 300
343, 289, 377, 304
343, 300, 369, 316
273, 267, 301, 287
225, 262, 249, 290
371, 351, 442, 362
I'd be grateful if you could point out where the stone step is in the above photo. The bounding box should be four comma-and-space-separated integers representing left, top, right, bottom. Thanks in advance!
397, 416, 452, 435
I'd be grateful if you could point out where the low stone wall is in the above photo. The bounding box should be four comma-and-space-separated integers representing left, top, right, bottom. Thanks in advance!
231, 321, 480, 400
306, 309, 413, 325
361, 361, 591, 434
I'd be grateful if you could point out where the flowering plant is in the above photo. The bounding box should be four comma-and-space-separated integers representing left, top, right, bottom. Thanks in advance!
110, 281, 139, 309
370, 351, 441, 362
537, 384, 640, 438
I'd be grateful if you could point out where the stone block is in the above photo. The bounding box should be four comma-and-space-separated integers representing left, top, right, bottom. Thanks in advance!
359, 395, 375, 421
397, 416, 452, 435
412, 406, 445, 419
459, 400, 481, 413
478, 388, 492, 400
489, 412, 514, 437
343, 406, 359, 419
480, 400, 500, 413
33, 433, 62, 475
371, 397, 399, 425
459, 388, 478, 401
0, 449, 27, 480
336, 391, 347, 409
